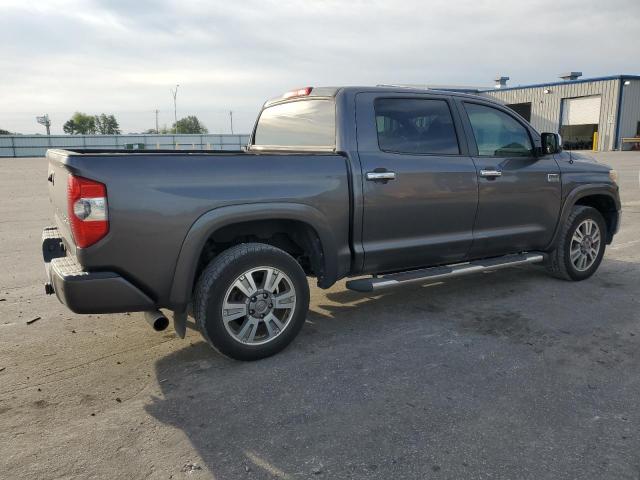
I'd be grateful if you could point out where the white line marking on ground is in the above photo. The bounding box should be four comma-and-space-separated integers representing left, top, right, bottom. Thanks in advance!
244, 451, 291, 479
610, 239, 640, 250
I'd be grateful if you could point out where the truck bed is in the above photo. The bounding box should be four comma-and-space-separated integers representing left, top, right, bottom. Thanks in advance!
46, 148, 351, 310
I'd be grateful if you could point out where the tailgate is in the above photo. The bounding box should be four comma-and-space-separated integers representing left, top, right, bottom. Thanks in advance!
47, 151, 75, 253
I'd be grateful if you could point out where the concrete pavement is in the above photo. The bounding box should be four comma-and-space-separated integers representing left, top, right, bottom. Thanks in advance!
1, 152, 639, 479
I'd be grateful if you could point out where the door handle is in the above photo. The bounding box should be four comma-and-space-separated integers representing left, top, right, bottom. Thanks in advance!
366, 171, 397, 181
480, 169, 502, 178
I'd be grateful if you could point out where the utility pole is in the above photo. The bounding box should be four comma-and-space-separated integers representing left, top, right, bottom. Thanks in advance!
229, 110, 234, 134
155, 109, 159, 134
171, 84, 179, 133
36, 114, 51, 135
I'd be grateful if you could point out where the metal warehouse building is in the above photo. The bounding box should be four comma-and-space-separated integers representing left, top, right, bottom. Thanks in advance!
480, 73, 640, 151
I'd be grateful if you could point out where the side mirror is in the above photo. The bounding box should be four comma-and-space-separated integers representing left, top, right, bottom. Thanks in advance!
541, 132, 562, 154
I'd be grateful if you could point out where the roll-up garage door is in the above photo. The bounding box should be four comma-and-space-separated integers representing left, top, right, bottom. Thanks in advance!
561, 95, 601, 125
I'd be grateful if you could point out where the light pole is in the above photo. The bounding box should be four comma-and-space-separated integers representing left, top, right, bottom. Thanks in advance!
171, 84, 179, 133
36, 114, 51, 135
229, 110, 234, 134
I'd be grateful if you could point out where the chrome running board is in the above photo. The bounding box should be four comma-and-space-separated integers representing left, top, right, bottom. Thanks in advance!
345, 252, 545, 293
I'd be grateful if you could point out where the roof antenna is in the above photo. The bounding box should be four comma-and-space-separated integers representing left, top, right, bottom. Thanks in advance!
567, 124, 574, 163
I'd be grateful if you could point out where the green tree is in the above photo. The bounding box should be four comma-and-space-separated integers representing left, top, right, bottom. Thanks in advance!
173, 116, 208, 134
0, 128, 10, 135
63, 112, 96, 135
94, 113, 121, 134
145, 125, 173, 134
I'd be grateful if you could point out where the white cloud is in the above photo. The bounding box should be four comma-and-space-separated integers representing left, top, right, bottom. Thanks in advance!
1, 0, 639, 134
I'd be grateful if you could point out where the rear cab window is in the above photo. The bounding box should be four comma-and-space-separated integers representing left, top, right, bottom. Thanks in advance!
252, 99, 336, 151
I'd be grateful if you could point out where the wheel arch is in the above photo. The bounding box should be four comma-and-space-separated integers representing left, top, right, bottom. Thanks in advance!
169, 203, 340, 311
548, 184, 621, 249
574, 194, 619, 240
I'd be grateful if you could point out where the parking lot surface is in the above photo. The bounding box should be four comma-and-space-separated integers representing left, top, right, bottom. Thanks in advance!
1, 152, 639, 479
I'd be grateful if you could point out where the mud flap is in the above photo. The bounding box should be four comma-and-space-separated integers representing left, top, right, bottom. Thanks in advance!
173, 310, 187, 339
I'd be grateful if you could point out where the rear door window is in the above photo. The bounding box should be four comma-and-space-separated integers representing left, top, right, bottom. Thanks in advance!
253, 99, 335, 149
374, 98, 460, 154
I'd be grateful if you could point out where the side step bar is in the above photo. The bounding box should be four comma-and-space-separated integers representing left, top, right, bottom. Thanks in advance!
345, 252, 545, 293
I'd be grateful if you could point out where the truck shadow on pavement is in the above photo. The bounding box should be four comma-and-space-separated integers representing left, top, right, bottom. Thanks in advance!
146, 260, 640, 479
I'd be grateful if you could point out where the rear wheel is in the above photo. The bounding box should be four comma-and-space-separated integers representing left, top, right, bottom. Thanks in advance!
194, 243, 310, 360
546, 206, 606, 281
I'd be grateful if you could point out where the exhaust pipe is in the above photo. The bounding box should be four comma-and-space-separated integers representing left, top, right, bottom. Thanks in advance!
144, 310, 169, 332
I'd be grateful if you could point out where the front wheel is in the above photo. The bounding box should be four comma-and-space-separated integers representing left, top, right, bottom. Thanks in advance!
194, 243, 310, 361
546, 205, 607, 281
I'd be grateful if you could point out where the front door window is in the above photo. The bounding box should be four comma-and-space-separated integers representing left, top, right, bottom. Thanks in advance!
464, 103, 533, 157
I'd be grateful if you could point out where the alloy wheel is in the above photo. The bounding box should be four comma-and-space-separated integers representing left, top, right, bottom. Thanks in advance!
569, 219, 601, 272
221, 266, 297, 345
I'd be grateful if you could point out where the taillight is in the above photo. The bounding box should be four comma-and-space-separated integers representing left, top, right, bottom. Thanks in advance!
282, 87, 313, 99
67, 175, 109, 248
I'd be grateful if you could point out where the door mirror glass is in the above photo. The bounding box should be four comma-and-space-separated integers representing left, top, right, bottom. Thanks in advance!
541, 132, 562, 154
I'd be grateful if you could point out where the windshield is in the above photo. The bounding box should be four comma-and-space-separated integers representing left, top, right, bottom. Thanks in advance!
253, 99, 335, 149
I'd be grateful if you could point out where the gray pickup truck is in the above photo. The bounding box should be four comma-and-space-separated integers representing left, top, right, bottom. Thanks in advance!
42, 86, 621, 360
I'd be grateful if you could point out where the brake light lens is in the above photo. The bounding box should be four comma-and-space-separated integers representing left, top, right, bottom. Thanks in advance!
67, 175, 109, 248
282, 87, 313, 99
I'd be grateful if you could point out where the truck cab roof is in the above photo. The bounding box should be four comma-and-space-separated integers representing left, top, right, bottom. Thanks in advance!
264, 85, 504, 108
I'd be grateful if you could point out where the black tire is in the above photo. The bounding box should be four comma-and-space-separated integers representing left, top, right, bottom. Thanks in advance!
546, 205, 607, 281
194, 243, 310, 361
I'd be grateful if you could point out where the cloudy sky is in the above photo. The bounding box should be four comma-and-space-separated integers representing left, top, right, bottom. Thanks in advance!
1, 0, 639, 134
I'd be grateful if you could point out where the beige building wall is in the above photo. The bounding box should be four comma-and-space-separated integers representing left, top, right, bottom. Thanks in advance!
483, 79, 621, 151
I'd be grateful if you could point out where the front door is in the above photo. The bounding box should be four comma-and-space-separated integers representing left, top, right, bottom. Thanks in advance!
459, 100, 562, 258
356, 93, 479, 273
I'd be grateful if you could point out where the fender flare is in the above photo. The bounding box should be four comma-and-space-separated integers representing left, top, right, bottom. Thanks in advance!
168, 202, 341, 310
547, 183, 621, 249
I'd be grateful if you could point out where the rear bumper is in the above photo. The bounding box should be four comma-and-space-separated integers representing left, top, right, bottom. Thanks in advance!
43, 227, 155, 314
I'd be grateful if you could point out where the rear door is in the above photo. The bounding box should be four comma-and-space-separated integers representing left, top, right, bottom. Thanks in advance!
457, 100, 561, 258
355, 93, 478, 273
